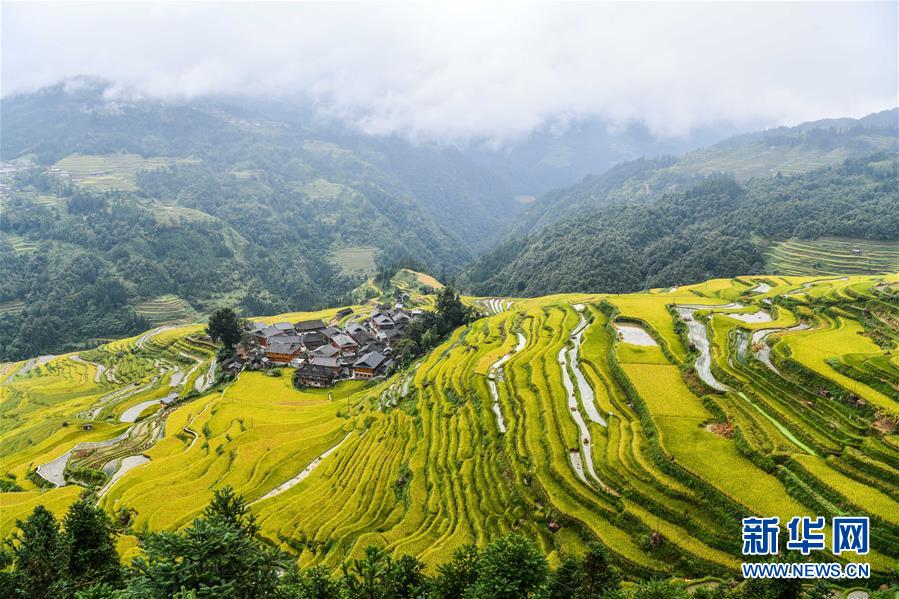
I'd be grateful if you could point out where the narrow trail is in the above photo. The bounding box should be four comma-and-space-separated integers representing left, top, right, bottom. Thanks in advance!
558, 315, 616, 495
251, 432, 353, 505
487, 332, 526, 433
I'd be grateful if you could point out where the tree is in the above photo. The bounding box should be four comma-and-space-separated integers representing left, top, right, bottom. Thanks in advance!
577, 542, 620, 597
280, 564, 340, 599
435, 285, 470, 330
548, 555, 581, 599
127, 488, 282, 598
431, 544, 480, 599
629, 579, 690, 599
469, 534, 548, 599
4, 505, 63, 599
60, 500, 122, 595
203, 485, 259, 537
207, 307, 243, 352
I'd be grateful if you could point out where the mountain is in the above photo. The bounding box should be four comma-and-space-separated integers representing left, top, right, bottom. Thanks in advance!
458, 154, 899, 297
0, 80, 519, 358
511, 109, 898, 236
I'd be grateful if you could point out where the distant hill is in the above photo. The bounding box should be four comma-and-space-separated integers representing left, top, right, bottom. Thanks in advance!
512, 109, 898, 235
0, 80, 516, 359
458, 154, 899, 297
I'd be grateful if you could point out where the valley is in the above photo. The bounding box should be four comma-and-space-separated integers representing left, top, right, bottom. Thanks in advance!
2, 273, 897, 584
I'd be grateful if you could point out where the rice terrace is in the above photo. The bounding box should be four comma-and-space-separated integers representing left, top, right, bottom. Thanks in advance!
2, 272, 897, 586
2, 3, 899, 596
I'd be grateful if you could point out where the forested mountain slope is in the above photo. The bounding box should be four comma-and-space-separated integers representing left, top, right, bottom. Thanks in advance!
513, 109, 898, 235
0, 80, 521, 359
458, 155, 899, 297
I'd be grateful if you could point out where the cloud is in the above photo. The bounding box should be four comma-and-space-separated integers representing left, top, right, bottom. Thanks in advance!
2, 2, 896, 142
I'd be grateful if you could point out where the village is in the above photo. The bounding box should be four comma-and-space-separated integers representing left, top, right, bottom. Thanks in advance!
226, 299, 424, 388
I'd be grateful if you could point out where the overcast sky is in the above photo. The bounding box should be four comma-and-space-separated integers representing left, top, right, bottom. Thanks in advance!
2, 2, 896, 142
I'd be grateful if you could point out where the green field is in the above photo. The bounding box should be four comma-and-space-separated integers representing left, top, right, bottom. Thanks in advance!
2, 274, 897, 580
765, 237, 899, 276
54, 153, 194, 191
134, 294, 198, 326
330, 246, 378, 278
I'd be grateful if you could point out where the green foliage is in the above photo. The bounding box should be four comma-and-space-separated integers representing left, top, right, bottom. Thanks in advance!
3, 505, 63, 599
432, 544, 480, 599
468, 533, 549, 599
460, 154, 899, 297
59, 500, 122, 595
127, 487, 281, 598
340, 545, 427, 599
207, 308, 243, 352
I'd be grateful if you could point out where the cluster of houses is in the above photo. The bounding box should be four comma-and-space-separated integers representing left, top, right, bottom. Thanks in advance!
236, 305, 421, 387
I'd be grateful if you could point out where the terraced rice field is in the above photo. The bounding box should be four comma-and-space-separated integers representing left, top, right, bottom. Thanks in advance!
54, 153, 179, 191
1, 275, 897, 580
134, 294, 198, 326
331, 246, 377, 277
765, 237, 899, 276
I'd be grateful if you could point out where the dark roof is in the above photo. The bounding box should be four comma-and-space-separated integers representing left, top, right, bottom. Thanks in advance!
295, 363, 336, 381
345, 322, 365, 335
350, 330, 376, 346
312, 344, 340, 358
353, 351, 386, 370
322, 326, 340, 338
266, 341, 302, 355
309, 356, 340, 369
336, 308, 353, 317
255, 326, 283, 339
330, 333, 357, 347
294, 319, 326, 332
274, 322, 295, 331
372, 314, 394, 327
380, 327, 402, 340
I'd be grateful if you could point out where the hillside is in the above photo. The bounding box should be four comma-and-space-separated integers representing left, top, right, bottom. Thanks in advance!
458, 155, 899, 297
0, 81, 525, 359
1, 275, 897, 581
513, 109, 898, 236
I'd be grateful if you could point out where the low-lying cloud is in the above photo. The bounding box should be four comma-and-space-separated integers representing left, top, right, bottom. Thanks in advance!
2, 2, 896, 142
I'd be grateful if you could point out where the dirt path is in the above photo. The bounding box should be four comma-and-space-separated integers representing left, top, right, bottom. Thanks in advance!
251, 432, 352, 504
487, 332, 526, 433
